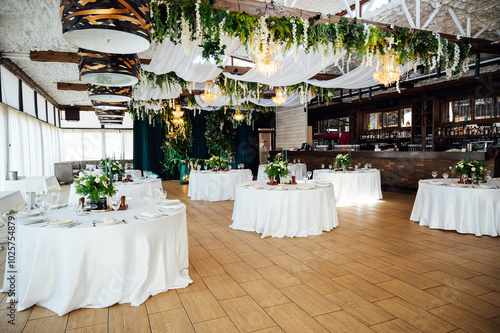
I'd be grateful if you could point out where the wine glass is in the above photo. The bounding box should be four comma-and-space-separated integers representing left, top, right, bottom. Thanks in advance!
40, 199, 52, 221
485, 170, 492, 183
293, 159, 296, 164
204, 165, 208, 170
143, 195, 152, 206
307, 171, 312, 180
443, 172, 449, 181
35, 192, 45, 208
297, 159, 301, 164
303, 176, 308, 184
368, 163, 372, 169
51, 191, 61, 205
431, 171, 438, 179
228, 165, 232, 171
354, 164, 359, 171
328, 164, 333, 170
159, 191, 167, 202
321, 164, 325, 169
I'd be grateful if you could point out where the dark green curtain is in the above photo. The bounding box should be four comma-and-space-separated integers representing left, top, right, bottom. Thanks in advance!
191, 110, 209, 159
234, 123, 259, 175
133, 119, 165, 177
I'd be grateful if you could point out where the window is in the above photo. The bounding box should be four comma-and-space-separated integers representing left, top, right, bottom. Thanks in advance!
317, 117, 349, 134
367, 112, 382, 130
475, 97, 494, 120
449, 99, 471, 122
401, 108, 412, 127
383, 111, 398, 128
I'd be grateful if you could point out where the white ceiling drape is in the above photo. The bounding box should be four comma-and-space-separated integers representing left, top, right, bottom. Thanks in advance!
133, 82, 183, 101
195, 92, 306, 109
142, 37, 239, 82
223, 44, 339, 87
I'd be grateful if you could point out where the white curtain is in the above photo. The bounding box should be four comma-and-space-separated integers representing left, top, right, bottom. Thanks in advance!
142, 37, 239, 82
0, 103, 64, 183
133, 82, 183, 101
195, 92, 306, 109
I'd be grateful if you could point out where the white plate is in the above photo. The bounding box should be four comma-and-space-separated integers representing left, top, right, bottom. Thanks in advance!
162, 199, 180, 205
272, 187, 286, 191
96, 218, 121, 224
316, 182, 331, 187
249, 185, 262, 189
47, 219, 77, 227
18, 216, 44, 223
298, 186, 314, 190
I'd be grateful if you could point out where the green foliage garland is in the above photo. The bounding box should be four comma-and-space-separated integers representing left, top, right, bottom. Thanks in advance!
205, 108, 236, 160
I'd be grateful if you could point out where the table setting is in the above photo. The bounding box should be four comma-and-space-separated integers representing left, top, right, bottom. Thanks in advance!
313, 165, 382, 204
1, 192, 191, 316
231, 179, 338, 238
256, 159, 307, 181
410, 165, 500, 237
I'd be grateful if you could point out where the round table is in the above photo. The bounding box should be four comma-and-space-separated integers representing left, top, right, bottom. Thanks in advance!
2, 199, 191, 315
230, 182, 338, 238
257, 163, 307, 181
313, 169, 383, 204
188, 169, 252, 201
410, 179, 500, 236
68, 178, 163, 204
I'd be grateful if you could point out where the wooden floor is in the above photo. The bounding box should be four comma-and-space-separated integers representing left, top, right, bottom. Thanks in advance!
1, 180, 500, 333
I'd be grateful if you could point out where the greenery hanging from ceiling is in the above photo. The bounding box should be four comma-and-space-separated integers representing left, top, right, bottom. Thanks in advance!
150, 0, 471, 77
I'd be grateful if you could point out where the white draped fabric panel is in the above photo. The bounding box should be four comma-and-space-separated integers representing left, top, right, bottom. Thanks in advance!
142, 38, 239, 82
194, 93, 306, 109
133, 82, 183, 101
223, 45, 336, 86
0, 103, 63, 189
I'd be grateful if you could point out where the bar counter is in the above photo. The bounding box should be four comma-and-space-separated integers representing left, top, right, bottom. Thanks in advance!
275, 149, 500, 193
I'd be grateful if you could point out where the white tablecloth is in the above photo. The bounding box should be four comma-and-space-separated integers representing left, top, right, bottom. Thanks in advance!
68, 179, 163, 204
257, 163, 307, 181
230, 182, 338, 238
4, 176, 60, 200
0, 191, 25, 216
188, 170, 252, 201
2, 199, 191, 315
313, 169, 383, 204
410, 179, 500, 237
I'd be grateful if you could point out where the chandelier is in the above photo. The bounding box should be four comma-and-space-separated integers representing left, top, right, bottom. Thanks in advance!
172, 104, 184, 126
272, 88, 287, 106
86, 84, 132, 102
373, 54, 401, 87
233, 108, 245, 122
60, 0, 151, 54
255, 44, 282, 78
200, 81, 218, 104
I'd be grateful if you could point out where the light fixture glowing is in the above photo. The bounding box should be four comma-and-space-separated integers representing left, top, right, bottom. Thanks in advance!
255, 44, 282, 78
373, 54, 401, 87
200, 81, 218, 104
233, 107, 245, 122
272, 88, 287, 106
172, 104, 184, 118
79, 50, 140, 87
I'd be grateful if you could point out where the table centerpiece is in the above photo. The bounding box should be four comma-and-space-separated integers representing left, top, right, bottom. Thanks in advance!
450, 159, 488, 184
264, 153, 290, 185
74, 172, 116, 210
100, 158, 125, 181
207, 156, 228, 171
334, 153, 353, 171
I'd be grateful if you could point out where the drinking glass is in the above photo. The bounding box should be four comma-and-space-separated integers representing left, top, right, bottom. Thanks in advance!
354, 164, 359, 171
328, 164, 333, 170
321, 164, 325, 169
364, 163, 369, 169
143, 195, 152, 206
485, 170, 492, 183
431, 171, 438, 179
51, 191, 60, 205
110, 197, 121, 211
358, 163, 362, 169
442, 172, 449, 180
159, 191, 167, 202
293, 159, 296, 164
303, 176, 308, 184
40, 200, 52, 221
307, 171, 312, 180
297, 159, 301, 164
204, 165, 208, 170
228, 165, 232, 171
367, 163, 372, 169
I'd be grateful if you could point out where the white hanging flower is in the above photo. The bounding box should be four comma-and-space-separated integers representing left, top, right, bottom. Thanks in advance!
180, 12, 192, 55
195, 0, 202, 42
301, 18, 309, 49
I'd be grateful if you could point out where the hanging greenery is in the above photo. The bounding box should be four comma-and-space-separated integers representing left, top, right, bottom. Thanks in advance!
205, 108, 236, 160
150, 0, 471, 76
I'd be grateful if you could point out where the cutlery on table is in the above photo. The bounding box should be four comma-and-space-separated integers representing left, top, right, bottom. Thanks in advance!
121, 219, 127, 224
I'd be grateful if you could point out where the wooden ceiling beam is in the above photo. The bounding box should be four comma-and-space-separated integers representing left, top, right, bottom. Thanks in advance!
57, 82, 86, 91
60, 105, 95, 111
30, 51, 151, 65
336, 0, 371, 17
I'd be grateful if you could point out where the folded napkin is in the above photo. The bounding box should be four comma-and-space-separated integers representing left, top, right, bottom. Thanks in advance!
429, 180, 444, 185
236, 182, 249, 186
18, 216, 44, 222
48, 219, 74, 226
141, 212, 161, 218
102, 217, 116, 224
298, 186, 313, 190
161, 204, 181, 210
162, 199, 180, 204
250, 185, 261, 189
17, 210, 40, 216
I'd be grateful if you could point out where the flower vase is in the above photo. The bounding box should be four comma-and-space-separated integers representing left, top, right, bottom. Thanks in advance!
267, 177, 278, 185
90, 197, 107, 210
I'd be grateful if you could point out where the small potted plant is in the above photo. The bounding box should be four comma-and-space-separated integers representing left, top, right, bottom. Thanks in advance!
264, 153, 290, 184
74, 172, 116, 210
100, 158, 125, 181
207, 156, 228, 171
451, 159, 488, 184
334, 153, 353, 171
